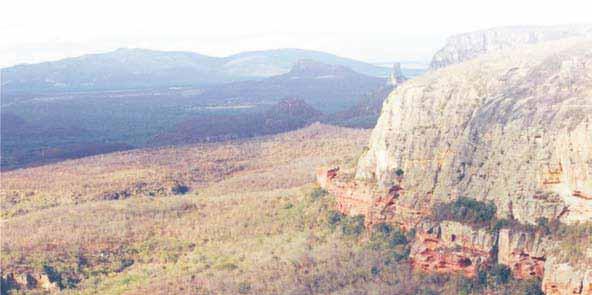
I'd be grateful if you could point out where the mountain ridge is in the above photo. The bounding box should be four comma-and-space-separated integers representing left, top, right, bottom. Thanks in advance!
1, 48, 392, 94
192, 59, 386, 113
430, 24, 592, 69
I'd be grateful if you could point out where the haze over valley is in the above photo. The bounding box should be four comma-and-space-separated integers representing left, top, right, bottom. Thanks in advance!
1, 1, 591, 294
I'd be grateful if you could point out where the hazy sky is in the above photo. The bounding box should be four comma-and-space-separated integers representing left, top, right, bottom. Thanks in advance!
1, 0, 591, 68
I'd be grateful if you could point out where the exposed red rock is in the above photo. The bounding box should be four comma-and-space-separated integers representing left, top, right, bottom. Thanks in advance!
317, 166, 591, 290
542, 260, 592, 295
316, 166, 427, 230
573, 190, 592, 200
317, 166, 494, 277
497, 229, 546, 280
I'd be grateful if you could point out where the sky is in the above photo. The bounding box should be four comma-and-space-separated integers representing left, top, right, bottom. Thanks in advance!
1, 0, 591, 68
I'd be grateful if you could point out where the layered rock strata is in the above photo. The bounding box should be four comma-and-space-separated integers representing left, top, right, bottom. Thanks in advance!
410, 220, 495, 277
356, 39, 592, 225
318, 36, 592, 294
543, 256, 592, 295
318, 166, 591, 293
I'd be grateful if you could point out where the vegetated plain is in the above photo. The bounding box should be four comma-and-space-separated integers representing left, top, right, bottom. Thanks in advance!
1, 124, 567, 294
1, 124, 370, 294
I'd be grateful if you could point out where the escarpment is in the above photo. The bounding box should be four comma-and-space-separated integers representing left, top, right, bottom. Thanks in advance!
318, 37, 592, 294
410, 220, 495, 277
430, 24, 592, 69
357, 38, 592, 225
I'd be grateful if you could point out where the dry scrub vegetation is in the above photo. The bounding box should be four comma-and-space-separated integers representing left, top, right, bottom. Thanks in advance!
1, 124, 378, 294
0, 123, 367, 218
0, 124, 551, 294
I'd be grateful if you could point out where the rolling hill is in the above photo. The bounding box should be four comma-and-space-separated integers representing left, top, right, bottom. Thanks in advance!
193, 59, 386, 112
1, 60, 388, 170
1, 48, 391, 94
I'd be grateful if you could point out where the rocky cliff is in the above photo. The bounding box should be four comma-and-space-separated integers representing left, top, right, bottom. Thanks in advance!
318, 36, 592, 294
356, 38, 592, 225
318, 166, 591, 293
430, 25, 592, 69
410, 220, 495, 277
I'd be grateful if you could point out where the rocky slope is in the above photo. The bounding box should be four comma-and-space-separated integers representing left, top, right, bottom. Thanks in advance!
357, 38, 592, 225
324, 63, 407, 128
319, 37, 592, 294
430, 25, 592, 69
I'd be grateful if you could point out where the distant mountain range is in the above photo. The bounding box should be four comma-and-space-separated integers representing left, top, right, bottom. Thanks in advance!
1, 48, 394, 94
1, 58, 392, 169
153, 61, 406, 146
194, 59, 386, 112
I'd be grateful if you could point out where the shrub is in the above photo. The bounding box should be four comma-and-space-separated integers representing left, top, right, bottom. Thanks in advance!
433, 197, 497, 227
490, 218, 511, 234
116, 259, 134, 272
375, 223, 392, 235
171, 183, 190, 195
391, 246, 410, 262
370, 223, 411, 262
523, 278, 545, 295
42, 264, 63, 288
535, 217, 551, 234
371, 223, 408, 247
395, 168, 404, 177
371, 266, 380, 276
341, 215, 365, 237
238, 281, 252, 294
327, 210, 343, 228
309, 187, 328, 201
492, 264, 511, 285
389, 230, 407, 247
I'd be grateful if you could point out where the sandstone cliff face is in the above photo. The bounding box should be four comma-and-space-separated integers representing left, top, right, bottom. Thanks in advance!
430, 25, 592, 69
410, 220, 495, 277
543, 255, 592, 295
318, 35, 592, 294
317, 166, 429, 230
318, 166, 592, 292
497, 229, 547, 279
356, 38, 592, 225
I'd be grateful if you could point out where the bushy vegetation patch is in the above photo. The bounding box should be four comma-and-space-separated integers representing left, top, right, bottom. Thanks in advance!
447, 264, 544, 295
433, 197, 497, 228
309, 187, 328, 201
327, 210, 365, 237
369, 223, 413, 263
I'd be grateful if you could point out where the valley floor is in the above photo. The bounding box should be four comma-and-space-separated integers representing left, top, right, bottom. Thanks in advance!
1, 124, 375, 294
0, 124, 557, 294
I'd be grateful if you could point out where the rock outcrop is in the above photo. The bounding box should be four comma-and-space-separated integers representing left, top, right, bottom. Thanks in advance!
1, 271, 60, 293
317, 166, 429, 230
318, 34, 592, 294
497, 229, 547, 279
387, 62, 407, 86
543, 255, 592, 295
410, 220, 495, 277
430, 25, 592, 69
356, 38, 592, 225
